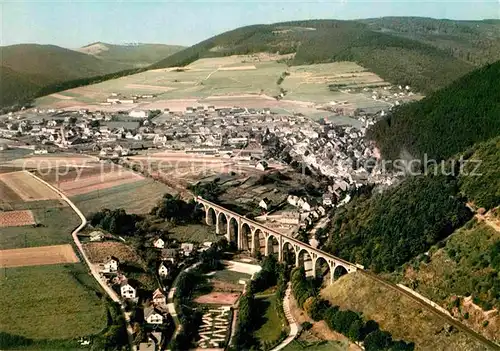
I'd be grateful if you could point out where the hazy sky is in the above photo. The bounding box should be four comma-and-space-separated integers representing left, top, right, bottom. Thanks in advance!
2, 0, 499, 48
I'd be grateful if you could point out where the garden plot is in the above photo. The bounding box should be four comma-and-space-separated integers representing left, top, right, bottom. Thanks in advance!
197, 306, 232, 349
0, 210, 35, 227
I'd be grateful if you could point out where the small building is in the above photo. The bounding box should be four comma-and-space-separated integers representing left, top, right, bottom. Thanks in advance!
259, 198, 271, 211
129, 110, 148, 118
322, 194, 333, 207
160, 248, 178, 263
180, 243, 194, 257
287, 195, 299, 207
158, 262, 169, 278
144, 306, 164, 325
103, 256, 119, 273
255, 160, 268, 171
153, 238, 165, 249
89, 231, 105, 242
152, 288, 167, 306
120, 281, 136, 299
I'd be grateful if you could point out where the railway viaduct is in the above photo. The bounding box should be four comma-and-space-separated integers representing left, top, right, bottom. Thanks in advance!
195, 196, 358, 283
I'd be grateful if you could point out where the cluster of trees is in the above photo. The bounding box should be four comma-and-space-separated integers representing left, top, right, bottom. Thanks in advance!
149, 193, 202, 223
292, 268, 414, 350
368, 61, 500, 162
89, 209, 142, 236
232, 256, 289, 351
362, 17, 500, 66
325, 175, 472, 272
232, 291, 261, 350
91, 301, 129, 351
458, 136, 500, 210
188, 180, 223, 203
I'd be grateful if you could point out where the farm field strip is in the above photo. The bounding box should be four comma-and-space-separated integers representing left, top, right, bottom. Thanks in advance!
0, 209, 35, 227
0, 244, 79, 268
58, 170, 144, 196
0, 171, 60, 201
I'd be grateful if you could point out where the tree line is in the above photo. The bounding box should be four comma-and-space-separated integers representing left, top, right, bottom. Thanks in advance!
291, 268, 414, 351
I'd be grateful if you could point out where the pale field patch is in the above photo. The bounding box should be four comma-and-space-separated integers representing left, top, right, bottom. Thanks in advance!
0, 171, 60, 201
0, 244, 79, 268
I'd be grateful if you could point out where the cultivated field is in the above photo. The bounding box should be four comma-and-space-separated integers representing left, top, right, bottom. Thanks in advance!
0, 263, 107, 340
57, 167, 143, 196
0, 244, 79, 268
0, 206, 80, 249
0, 209, 35, 227
34, 54, 396, 116
194, 292, 240, 305
71, 179, 176, 216
83, 241, 142, 263
0, 171, 60, 201
2, 153, 97, 170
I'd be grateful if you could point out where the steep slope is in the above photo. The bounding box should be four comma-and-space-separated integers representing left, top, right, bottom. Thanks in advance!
0, 44, 130, 107
0, 66, 41, 107
150, 19, 474, 93
362, 17, 500, 66
78, 42, 185, 67
394, 219, 500, 342
320, 272, 487, 350
368, 61, 500, 162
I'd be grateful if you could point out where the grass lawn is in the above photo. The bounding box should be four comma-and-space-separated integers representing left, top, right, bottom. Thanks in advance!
0, 206, 80, 249
0, 263, 107, 340
254, 295, 286, 344
282, 340, 346, 351
71, 179, 176, 216
169, 224, 219, 243
212, 269, 251, 285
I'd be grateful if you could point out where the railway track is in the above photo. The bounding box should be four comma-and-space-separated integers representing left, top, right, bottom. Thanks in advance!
359, 270, 500, 350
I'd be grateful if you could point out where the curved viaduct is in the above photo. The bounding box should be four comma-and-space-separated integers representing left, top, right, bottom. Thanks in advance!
196, 196, 358, 283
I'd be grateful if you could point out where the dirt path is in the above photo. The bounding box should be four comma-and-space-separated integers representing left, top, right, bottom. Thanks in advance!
270, 282, 298, 351
27, 172, 137, 351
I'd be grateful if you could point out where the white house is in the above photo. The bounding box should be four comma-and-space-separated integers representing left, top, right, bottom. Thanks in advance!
259, 198, 271, 210
144, 306, 163, 325
256, 160, 268, 171
89, 231, 105, 242
129, 110, 148, 118
287, 195, 299, 207
120, 281, 136, 299
158, 262, 169, 278
180, 243, 194, 256
153, 238, 165, 249
103, 257, 119, 273
152, 288, 167, 306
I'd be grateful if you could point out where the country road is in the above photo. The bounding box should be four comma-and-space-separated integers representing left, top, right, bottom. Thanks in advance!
28, 172, 136, 351
360, 270, 500, 350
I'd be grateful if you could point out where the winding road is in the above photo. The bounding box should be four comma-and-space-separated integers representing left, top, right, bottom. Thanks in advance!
28, 172, 136, 351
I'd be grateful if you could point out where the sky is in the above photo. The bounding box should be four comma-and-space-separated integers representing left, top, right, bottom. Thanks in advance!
1, 0, 499, 48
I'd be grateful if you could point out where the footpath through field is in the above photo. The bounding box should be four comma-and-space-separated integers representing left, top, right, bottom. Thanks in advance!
27, 172, 136, 351
270, 282, 299, 351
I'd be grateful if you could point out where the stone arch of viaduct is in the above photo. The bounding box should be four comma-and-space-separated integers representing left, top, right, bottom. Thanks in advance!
196, 196, 357, 284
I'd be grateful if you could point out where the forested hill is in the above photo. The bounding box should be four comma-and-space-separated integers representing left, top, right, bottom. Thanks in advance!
362, 17, 500, 66
0, 44, 131, 108
368, 60, 500, 162
150, 18, 500, 93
